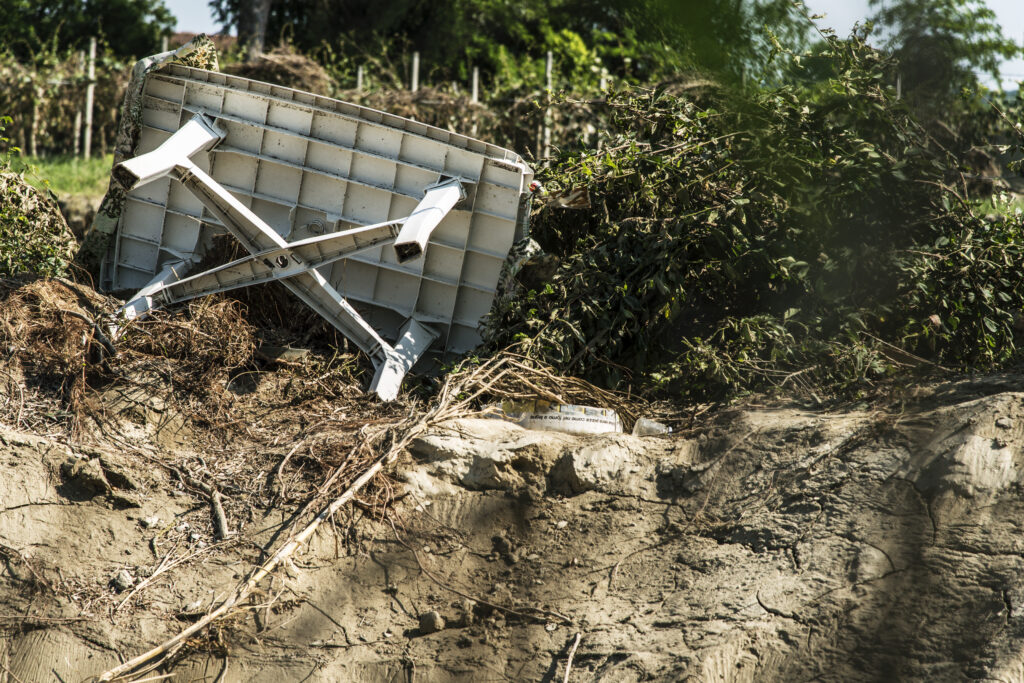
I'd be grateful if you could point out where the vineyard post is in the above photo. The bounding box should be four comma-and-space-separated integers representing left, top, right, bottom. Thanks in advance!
84, 37, 96, 159
356, 65, 363, 92
161, 35, 169, 53
543, 50, 553, 161
471, 66, 479, 104
73, 111, 82, 157
412, 52, 420, 93
29, 85, 39, 157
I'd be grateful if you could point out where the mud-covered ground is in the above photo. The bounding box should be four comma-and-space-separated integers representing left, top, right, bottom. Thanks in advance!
4, 355, 1024, 681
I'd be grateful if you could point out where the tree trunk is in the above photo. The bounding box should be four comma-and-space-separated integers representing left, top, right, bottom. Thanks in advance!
238, 0, 273, 60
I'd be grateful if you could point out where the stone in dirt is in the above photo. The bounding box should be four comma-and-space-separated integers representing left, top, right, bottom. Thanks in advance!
111, 569, 134, 592
60, 457, 111, 497
418, 610, 445, 634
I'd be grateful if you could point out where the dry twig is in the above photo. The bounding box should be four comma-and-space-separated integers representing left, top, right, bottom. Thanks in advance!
563, 632, 581, 683
96, 353, 625, 680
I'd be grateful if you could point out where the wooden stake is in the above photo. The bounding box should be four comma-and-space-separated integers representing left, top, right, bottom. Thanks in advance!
472, 66, 479, 103
356, 65, 364, 92
411, 52, 420, 93
73, 110, 82, 157
84, 37, 96, 160
29, 91, 39, 157
543, 50, 553, 161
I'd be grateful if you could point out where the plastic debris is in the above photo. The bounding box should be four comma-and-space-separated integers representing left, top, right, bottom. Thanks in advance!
632, 417, 672, 436
488, 400, 623, 435
91, 49, 534, 401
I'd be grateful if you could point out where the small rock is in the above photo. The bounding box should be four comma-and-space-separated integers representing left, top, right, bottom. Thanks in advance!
556, 520, 569, 530
526, 553, 540, 561
97, 453, 141, 490
492, 533, 515, 555
996, 417, 1014, 430
108, 491, 142, 509
112, 569, 135, 592
419, 610, 446, 634
140, 516, 160, 529
60, 457, 110, 497
457, 598, 476, 626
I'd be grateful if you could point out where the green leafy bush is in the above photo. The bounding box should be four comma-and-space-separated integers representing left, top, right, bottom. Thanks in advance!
0, 117, 76, 278
486, 32, 1024, 400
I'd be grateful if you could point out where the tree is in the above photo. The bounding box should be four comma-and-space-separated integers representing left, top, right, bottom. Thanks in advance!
0, 0, 175, 59
868, 0, 1021, 105
232, 0, 272, 59
208, 0, 812, 86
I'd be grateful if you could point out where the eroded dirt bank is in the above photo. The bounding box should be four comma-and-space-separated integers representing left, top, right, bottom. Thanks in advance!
4, 372, 1024, 681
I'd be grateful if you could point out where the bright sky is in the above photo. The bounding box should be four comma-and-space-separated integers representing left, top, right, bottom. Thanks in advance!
163, 0, 1024, 88
804, 0, 1024, 88
165, 0, 221, 34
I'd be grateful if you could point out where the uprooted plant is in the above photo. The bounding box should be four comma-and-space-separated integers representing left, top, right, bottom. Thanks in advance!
486, 29, 1024, 401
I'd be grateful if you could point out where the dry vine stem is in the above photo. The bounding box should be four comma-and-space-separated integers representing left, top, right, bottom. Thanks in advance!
563, 632, 582, 683
96, 356, 511, 682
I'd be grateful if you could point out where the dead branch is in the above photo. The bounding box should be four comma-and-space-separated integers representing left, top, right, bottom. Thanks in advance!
563, 632, 581, 683
95, 353, 597, 680
58, 309, 117, 358
211, 490, 229, 541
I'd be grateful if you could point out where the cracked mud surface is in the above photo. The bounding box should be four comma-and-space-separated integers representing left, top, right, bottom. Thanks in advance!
4, 376, 1024, 680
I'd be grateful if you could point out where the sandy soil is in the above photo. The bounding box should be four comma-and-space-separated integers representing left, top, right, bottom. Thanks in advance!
4, 360, 1024, 681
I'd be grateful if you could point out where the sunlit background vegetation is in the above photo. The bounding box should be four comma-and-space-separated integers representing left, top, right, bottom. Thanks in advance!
3, 0, 1024, 402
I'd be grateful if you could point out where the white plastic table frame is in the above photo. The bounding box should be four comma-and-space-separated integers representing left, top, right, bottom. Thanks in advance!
103, 64, 533, 400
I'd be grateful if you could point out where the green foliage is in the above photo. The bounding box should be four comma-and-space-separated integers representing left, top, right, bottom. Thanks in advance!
0, 117, 76, 278
485, 31, 1024, 400
211, 0, 813, 90
0, 43, 130, 157
868, 0, 1023, 107
0, 0, 174, 59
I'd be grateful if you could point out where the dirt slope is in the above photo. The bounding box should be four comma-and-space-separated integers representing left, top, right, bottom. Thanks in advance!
4, 370, 1024, 681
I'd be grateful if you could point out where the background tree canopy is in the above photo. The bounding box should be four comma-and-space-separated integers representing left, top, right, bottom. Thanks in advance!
0, 0, 174, 59
209, 0, 814, 86
867, 0, 1021, 108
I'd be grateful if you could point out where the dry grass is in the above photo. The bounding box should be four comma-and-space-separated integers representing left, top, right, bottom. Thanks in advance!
0, 275, 659, 681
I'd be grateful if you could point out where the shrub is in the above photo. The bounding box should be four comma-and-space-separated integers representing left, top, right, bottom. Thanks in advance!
0, 117, 76, 278
485, 32, 1024, 400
